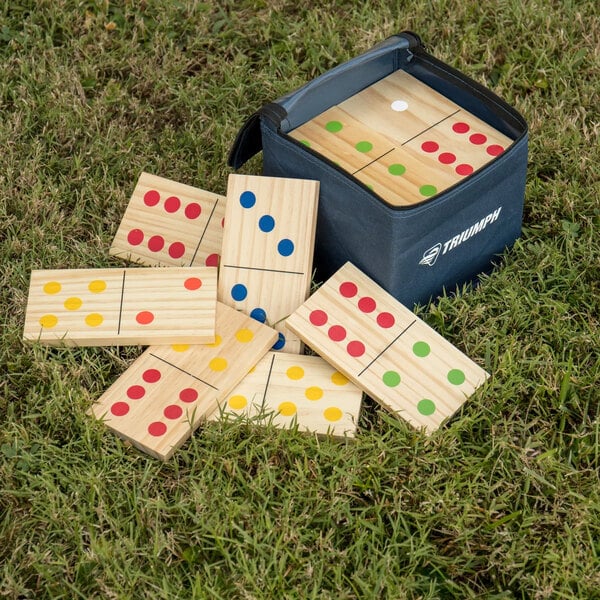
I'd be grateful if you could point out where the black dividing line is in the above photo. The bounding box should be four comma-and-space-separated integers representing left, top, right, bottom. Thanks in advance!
352, 147, 396, 175
261, 353, 277, 404
357, 319, 417, 377
116, 270, 126, 335
190, 196, 221, 266
222, 264, 304, 276
401, 109, 461, 146
149, 353, 219, 390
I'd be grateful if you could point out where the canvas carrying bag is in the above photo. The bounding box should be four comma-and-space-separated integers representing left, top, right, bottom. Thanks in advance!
228, 32, 528, 306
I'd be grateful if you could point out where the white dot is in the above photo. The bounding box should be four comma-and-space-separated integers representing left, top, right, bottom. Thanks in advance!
391, 100, 408, 112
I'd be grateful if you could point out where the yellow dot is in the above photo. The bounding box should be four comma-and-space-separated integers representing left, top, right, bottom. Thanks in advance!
209, 357, 227, 371
228, 395, 247, 410
85, 313, 104, 327
324, 407, 343, 422
235, 328, 254, 343
331, 371, 349, 386
39, 314, 58, 328
88, 280, 107, 293
63, 297, 82, 311
305, 386, 323, 401
247, 366, 256, 374
171, 344, 190, 352
278, 402, 297, 417
286, 366, 305, 380
43, 281, 61, 295
207, 335, 222, 347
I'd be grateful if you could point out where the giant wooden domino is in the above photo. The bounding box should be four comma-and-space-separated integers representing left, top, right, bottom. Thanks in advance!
23, 266, 216, 346
289, 70, 512, 207
210, 352, 363, 437
218, 174, 319, 354
90, 302, 278, 460
110, 172, 225, 267
286, 262, 489, 432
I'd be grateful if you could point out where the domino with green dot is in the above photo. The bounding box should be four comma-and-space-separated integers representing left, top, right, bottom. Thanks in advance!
286, 262, 490, 433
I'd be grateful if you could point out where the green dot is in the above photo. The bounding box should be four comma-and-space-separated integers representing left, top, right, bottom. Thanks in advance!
355, 141, 373, 153
325, 120, 343, 133
448, 369, 466, 385
366, 184, 374, 190
418, 399, 436, 416
382, 371, 401, 387
300, 140, 311, 147
388, 163, 406, 176
419, 184, 438, 197
413, 341, 430, 357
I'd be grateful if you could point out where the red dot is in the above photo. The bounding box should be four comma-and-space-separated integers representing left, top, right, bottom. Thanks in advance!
358, 296, 376, 313
111, 401, 130, 416
455, 164, 474, 176
185, 203, 202, 219
469, 133, 487, 145
486, 144, 504, 156
164, 405, 183, 420
421, 140, 439, 153
377, 312, 395, 328
148, 421, 167, 437
127, 229, 144, 246
127, 385, 145, 399
309, 309, 328, 326
347, 340, 365, 357
452, 122, 470, 134
438, 152, 456, 164
136, 311, 154, 325
143, 190, 160, 206
221, 217, 225, 228
205, 253, 219, 267
339, 282, 358, 298
179, 388, 198, 403
164, 196, 181, 213
184, 277, 202, 290
143, 368, 161, 383
168, 242, 186, 259
148, 235, 165, 252
328, 325, 347, 341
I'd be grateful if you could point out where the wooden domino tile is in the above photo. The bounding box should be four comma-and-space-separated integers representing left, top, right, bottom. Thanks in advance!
352, 146, 460, 206
209, 352, 363, 437
218, 174, 319, 354
288, 106, 395, 174
402, 111, 513, 179
110, 172, 225, 267
286, 262, 489, 432
339, 70, 460, 144
23, 267, 217, 346
89, 302, 278, 460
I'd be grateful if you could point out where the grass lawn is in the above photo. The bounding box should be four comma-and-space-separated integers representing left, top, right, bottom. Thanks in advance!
1, 1, 599, 598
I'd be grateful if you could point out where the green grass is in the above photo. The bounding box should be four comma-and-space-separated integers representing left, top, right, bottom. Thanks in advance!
1, 0, 599, 598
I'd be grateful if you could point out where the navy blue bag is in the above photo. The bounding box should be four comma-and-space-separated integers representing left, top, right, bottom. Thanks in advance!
228, 32, 528, 306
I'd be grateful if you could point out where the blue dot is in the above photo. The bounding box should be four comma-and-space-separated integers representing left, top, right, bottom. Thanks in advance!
272, 333, 286, 350
250, 307, 267, 323
277, 239, 294, 257
231, 284, 247, 301
258, 215, 275, 232
239, 191, 256, 209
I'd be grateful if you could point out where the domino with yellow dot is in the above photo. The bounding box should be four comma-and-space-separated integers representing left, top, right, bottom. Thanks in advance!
23, 267, 217, 347
209, 352, 363, 437
286, 262, 489, 433
89, 302, 278, 460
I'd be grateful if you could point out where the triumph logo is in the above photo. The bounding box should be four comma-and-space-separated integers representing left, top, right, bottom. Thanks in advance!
419, 207, 502, 267
419, 243, 442, 266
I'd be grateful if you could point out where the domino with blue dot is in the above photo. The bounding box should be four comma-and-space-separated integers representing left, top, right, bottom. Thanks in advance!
217, 174, 320, 354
